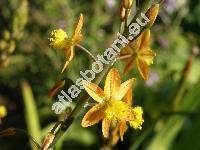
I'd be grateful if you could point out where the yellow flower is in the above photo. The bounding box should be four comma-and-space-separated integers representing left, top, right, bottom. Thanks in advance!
120, 29, 156, 80
0, 105, 7, 118
49, 14, 84, 73
112, 89, 144, 142
81, 68, 144, 140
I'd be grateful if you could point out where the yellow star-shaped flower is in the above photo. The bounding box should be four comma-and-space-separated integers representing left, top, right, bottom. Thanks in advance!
121, 29, 156, 80
49, 14, 84, 73
81, 68, 144, 140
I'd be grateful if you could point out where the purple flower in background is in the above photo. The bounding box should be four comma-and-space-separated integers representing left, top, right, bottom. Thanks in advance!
165, 0, 186, 14
146, 71, 159, 87
105, 0, 116, 9
57, 20, 66, 29
165, 0, 176, 13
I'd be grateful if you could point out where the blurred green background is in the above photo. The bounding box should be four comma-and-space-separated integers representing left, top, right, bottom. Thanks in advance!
0, 0, 200, 149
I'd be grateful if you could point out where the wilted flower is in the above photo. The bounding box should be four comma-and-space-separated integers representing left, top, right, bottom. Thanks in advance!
49, 14, 84, 73
120, 29, 156, 80
81, 68, 144, 140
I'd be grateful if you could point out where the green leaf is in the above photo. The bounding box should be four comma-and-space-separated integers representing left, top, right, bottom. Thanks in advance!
175, 119, 200, 150
21, 81, 42, 149
146, 81, 200, 150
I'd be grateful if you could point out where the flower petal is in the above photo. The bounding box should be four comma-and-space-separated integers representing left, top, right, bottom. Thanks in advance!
61, 46, 74, 73
81, 104, 105, 127
139, 29, 150, 51
123, 60, 134, 75
102, 118, 111, 138
139, 49, 156, 65
83, 81, 105, 103
122, 89, 133, 105
136, 58, 149, 80
140, 49, 156, 58
129, 35, 142, 52
115, 78, 135, 100
119, 122, 126, 141
104, 68, 121, 99
72, 13, 84, 43
120, 45, 133, 56
112, 126, 120, 145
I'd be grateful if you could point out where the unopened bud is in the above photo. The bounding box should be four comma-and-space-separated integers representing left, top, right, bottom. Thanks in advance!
122, 0, 134, 9
119, 6, 126, 22
146, 4, 159, 28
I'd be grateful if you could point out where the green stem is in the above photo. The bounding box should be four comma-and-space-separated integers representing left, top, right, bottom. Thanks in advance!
76, 44, 97, 62
120, 21, 125, 34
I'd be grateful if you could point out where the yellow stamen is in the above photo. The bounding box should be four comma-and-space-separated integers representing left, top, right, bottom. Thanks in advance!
49, 29, 68, 50
129, 106, 144, 130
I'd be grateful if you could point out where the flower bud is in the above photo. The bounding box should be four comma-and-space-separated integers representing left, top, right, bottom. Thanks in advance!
119, 6, 126, 22
122, 0, 134, 9
146, 4, 159, 28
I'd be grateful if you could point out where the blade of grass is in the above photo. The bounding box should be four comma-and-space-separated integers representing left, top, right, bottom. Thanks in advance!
21, 81, 42, 149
